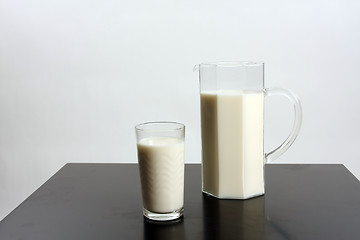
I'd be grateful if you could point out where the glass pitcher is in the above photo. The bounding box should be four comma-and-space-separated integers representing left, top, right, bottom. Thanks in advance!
194, 61, 302, 199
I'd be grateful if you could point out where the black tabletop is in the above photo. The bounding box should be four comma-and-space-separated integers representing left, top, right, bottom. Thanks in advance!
0, 164, 359, 240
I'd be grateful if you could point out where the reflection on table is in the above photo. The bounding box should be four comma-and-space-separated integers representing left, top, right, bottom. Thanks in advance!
202, 194, 265, 239
143, 217, 185, 240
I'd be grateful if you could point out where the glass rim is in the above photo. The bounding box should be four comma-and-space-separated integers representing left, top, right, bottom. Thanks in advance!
199, 61, 264, 67
135, 121, 185, 132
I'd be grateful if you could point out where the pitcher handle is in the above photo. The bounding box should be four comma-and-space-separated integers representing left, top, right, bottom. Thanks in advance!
264, 87, 302, 163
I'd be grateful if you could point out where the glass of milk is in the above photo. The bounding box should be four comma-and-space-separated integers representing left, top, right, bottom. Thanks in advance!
135, 122, 185, 221
194, 62, 302, 199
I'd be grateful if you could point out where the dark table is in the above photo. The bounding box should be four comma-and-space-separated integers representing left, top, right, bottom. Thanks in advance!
0, 164, 359, 240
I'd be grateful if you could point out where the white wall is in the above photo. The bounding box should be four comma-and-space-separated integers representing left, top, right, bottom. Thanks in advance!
1, 0, 360, 220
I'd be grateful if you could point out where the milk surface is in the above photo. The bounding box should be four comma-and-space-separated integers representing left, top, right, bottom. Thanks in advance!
201, 90, 264, 199
137, 137, 184, 213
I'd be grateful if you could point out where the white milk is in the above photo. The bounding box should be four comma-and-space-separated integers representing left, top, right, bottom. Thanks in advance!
201, 90, 264, 199
137, 137, 184, 213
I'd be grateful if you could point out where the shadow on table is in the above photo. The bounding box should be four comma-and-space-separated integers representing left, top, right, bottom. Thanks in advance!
143, 217, 185, 240
142, 194, 291, 240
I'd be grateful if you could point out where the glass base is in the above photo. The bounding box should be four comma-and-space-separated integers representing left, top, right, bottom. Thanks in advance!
143, 207, 184, 221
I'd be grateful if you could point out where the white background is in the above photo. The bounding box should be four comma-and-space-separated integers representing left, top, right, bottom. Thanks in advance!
1, 0, 360, 220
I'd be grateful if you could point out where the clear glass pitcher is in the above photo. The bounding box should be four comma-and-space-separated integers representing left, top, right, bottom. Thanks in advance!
194, 61, 302, 199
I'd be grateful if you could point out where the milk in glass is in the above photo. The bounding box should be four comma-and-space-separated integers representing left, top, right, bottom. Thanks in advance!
137, 137, 185, 213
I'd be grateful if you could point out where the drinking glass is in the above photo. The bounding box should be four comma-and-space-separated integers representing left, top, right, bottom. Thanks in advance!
135, 122, 185, 221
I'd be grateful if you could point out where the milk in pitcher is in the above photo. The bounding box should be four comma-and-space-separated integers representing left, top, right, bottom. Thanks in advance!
201, 90, 264, 199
